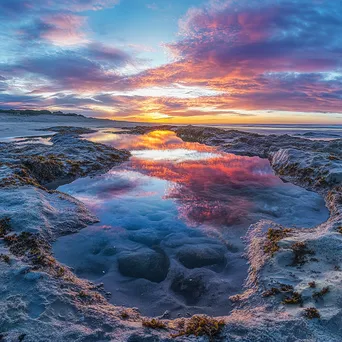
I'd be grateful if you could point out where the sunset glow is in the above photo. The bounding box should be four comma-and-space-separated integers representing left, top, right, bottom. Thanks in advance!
0, 0, 341, 123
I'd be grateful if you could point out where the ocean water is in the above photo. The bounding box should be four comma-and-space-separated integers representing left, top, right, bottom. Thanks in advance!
53, 130, 329, 317
206, 124, 342, 140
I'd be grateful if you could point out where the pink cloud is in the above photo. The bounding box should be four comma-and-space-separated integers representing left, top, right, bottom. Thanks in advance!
40, 14, 88, 46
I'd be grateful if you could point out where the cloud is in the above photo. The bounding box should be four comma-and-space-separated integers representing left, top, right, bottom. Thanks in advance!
0, 45, 135, 92
18, 14, 88, 46
0, 0, 119, 17
1, 0, 342, 120
120, 0, 342, 114
85, 42, 133, 66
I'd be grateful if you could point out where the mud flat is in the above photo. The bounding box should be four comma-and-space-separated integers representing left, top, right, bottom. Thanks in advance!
0, 121, 341, 341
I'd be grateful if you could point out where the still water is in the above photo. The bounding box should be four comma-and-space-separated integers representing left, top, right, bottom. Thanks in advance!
53, 130, 329, 317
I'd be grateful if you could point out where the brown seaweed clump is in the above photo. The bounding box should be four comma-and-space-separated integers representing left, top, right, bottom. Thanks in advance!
3, 232, 53, 268
312, 287, 330, 300
22, 155, 64, 183
308, 281, 316, 288
264, 228, 292, 256
0, 217, 11, 237
290, 242, 314, 266
142, 318, 167, 329
282, 292, 303, 305
262, 287, 280, 297
171, 315, 225, 340
303, 307, 320, 319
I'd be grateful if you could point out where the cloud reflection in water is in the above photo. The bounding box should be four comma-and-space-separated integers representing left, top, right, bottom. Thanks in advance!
54, 130, 329, 316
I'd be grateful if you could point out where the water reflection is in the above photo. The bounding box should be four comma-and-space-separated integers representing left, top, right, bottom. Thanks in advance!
54, 129, 329, 317
85, 130, 326, 229
85, 129, 215, 152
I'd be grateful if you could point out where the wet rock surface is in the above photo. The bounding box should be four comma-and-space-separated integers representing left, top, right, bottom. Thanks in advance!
0, 131, 130, 187
170, 272, 208, 305
176, 245, 226, 269
117, 247, 170, 283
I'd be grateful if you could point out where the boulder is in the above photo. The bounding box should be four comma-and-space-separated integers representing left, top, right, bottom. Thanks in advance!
176, 245, 226, 269
117, 247, 170, 283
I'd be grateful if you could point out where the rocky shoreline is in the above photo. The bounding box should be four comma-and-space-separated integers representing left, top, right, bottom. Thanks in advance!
0, 125, 341, 341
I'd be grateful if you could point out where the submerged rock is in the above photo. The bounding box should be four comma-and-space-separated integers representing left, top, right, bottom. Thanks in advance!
176, 245, 226, 269
170, 272, 207, 305
117, 247, 170, 282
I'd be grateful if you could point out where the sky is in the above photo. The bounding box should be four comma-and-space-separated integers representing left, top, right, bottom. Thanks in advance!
0, 0, 342, 124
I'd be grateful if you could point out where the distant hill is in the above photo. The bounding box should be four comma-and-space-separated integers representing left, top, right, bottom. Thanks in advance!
0, 109, 85, 118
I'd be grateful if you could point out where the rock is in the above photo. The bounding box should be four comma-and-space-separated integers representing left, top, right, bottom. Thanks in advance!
24, 272, 43, 281
176, 244, 226, 269
117, 247, 170, 283
271, 148, 342, 189
128, 231, 161, 247
157, 310, 171, 319
170, 272, 207, 305
127, 334, 161, 342
0, 129, 130, 187
0, 186, 97, 238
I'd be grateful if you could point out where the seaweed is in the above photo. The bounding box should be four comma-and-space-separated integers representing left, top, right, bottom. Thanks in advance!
171, 315, 225, 340
263, 228, 292, 256
263, 284, 293, 298
290, 242, 314, 266
0, 217, 11, 237
120, 310, 129, 320
142, 318, 167, 329
4, 232, 53, 268
0, 254, 10, 264
313, 287, 330, 300
308, 281, 316, 288
262, 287, 280, 297
280, 284, 294, 292
328, 155, 340, 161
282, 292, 303, 305
303, 308, 320, 319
